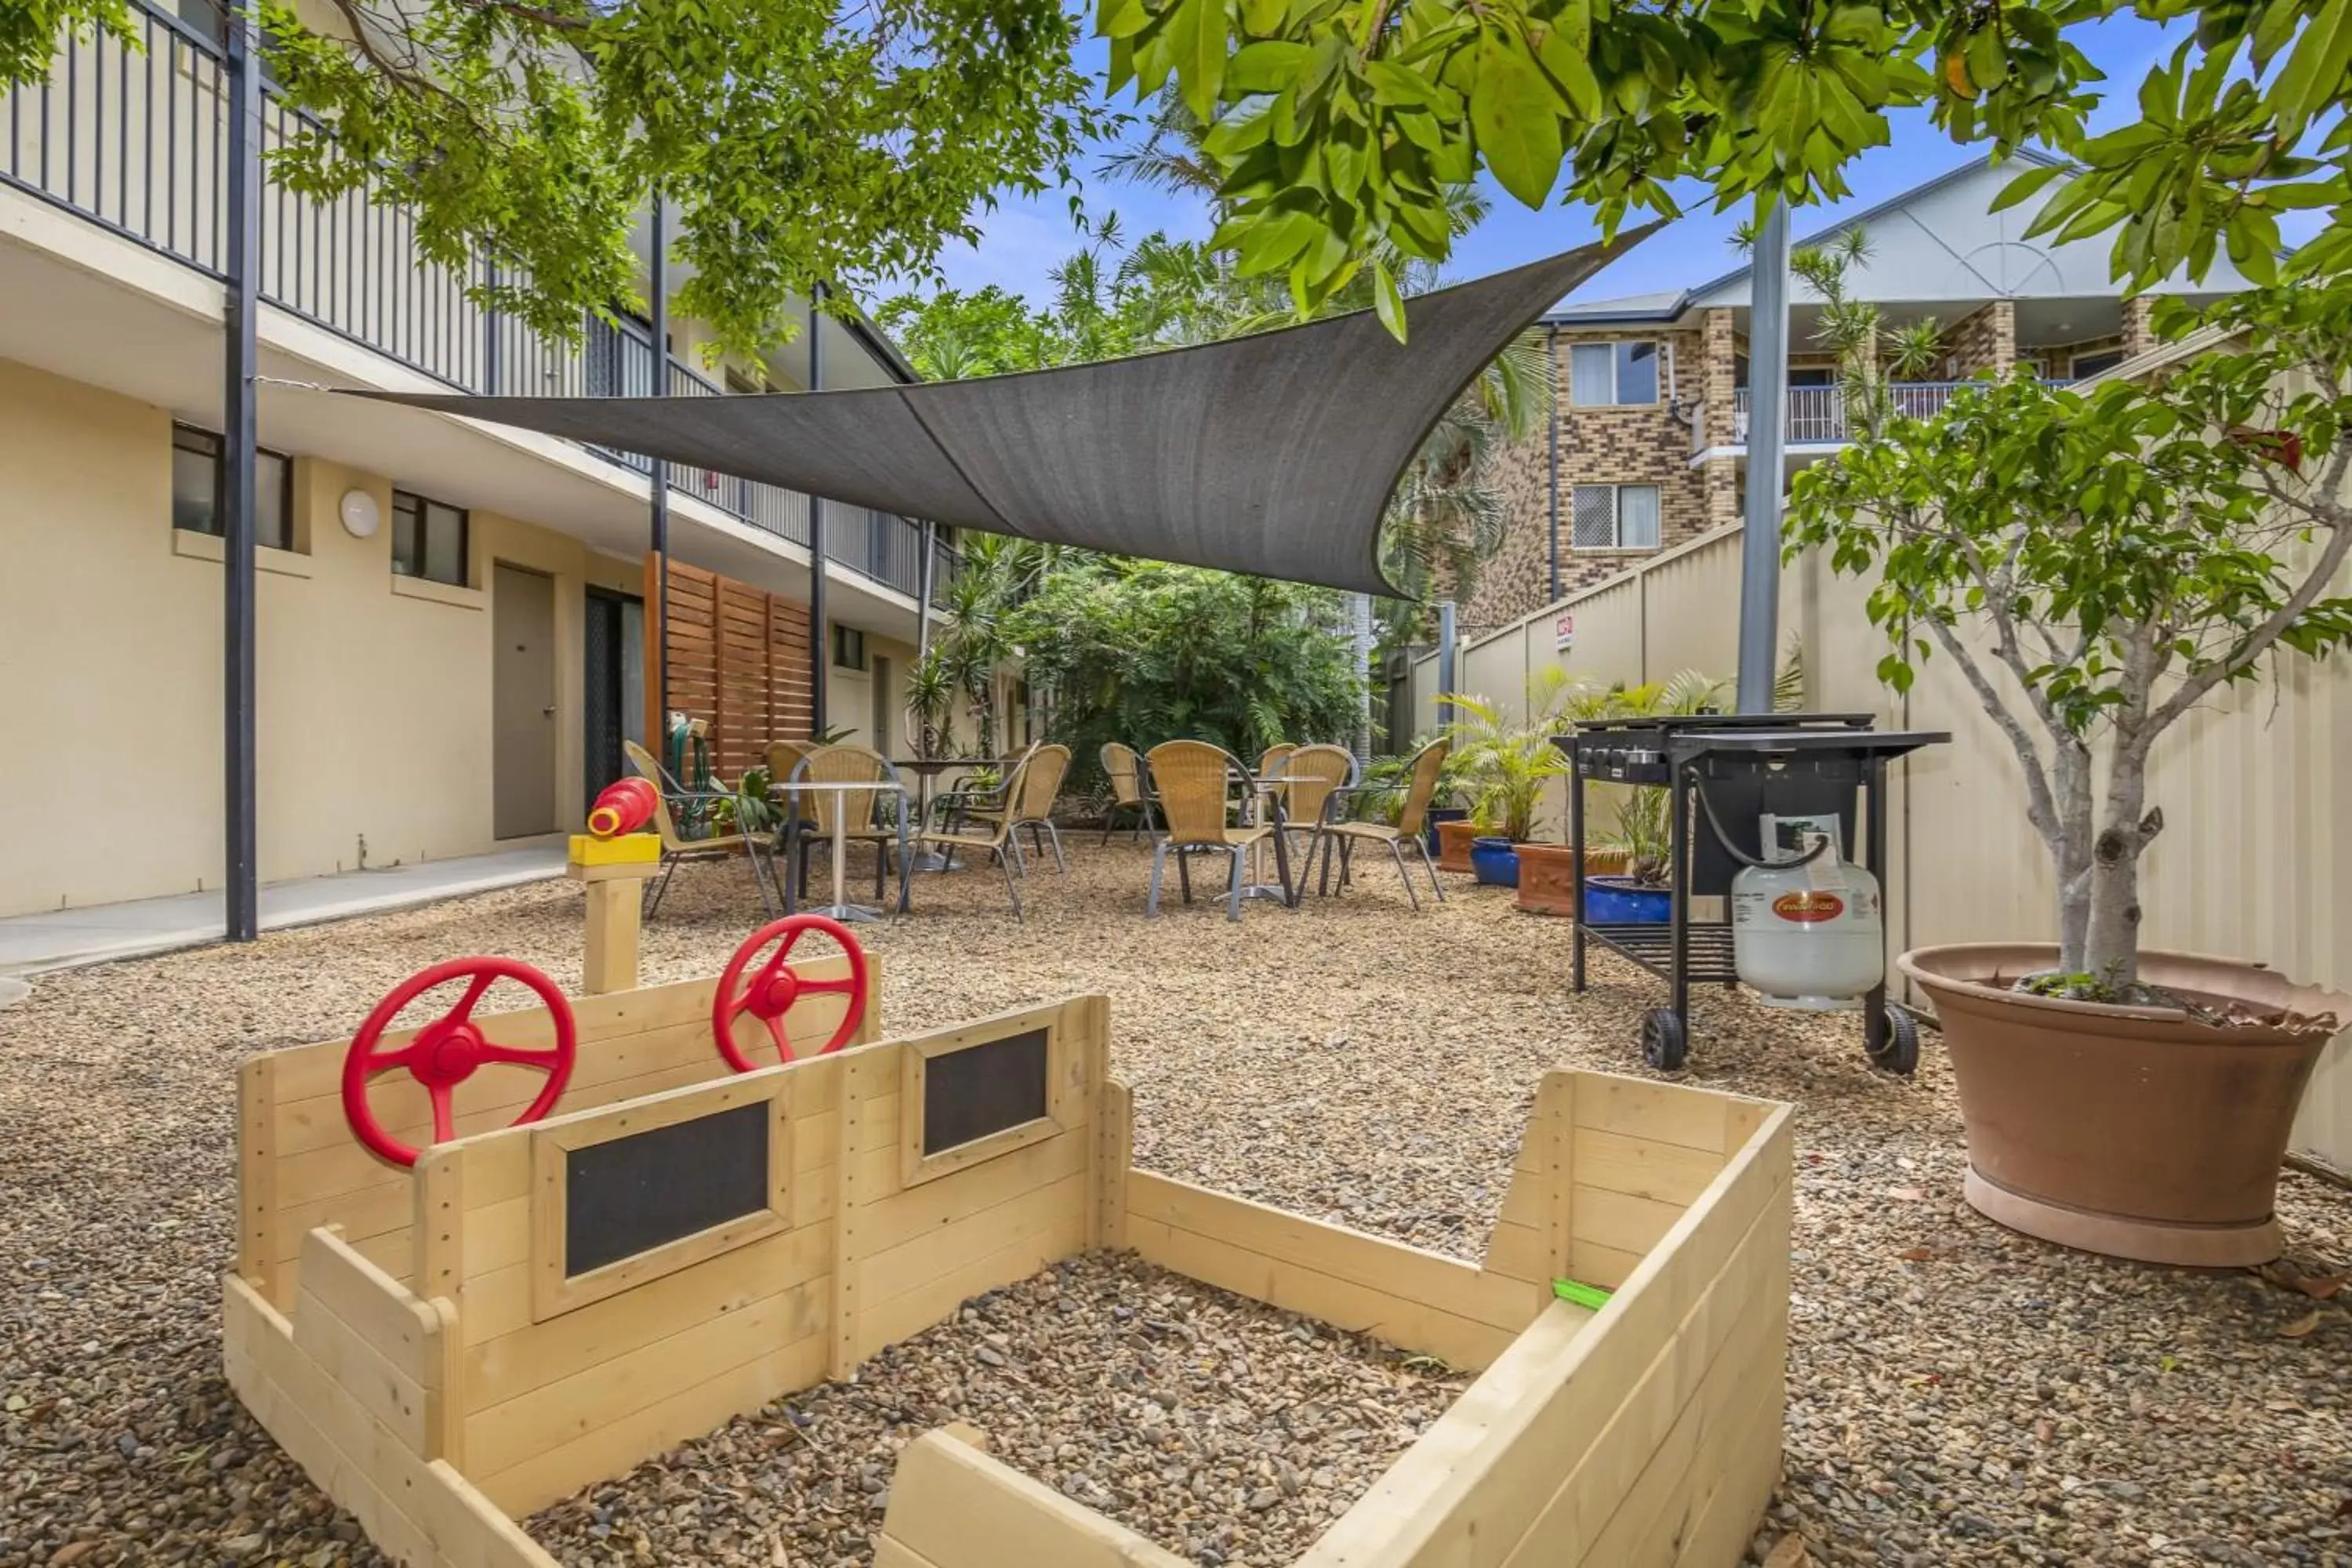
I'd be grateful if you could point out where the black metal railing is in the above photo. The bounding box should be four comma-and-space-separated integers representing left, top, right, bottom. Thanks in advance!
0, 2, 935, 604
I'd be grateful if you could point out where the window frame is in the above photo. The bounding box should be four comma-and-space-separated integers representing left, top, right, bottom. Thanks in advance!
2070, 348, 2125, 380
831, 624, 869, 672
1569, 483, 1664, 552
390, 488, 472, 587
171, 423, 296, 553
1567, 339, 1662, 407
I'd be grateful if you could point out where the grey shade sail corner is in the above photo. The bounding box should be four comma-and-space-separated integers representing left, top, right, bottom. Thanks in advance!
333, 227, 1658, 598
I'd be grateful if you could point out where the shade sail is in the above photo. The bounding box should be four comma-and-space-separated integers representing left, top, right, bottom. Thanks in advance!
341, 230, 1653, 597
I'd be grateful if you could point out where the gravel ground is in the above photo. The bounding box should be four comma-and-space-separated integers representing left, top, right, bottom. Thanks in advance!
0, 839, 2346, 1567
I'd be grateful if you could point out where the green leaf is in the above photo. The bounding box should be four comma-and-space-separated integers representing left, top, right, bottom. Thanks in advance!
1372, 257, 1407, 341
1229, 39, 1311, 90
1167, 0, 1228, 125
1470, 27, 1565, 209
1988, 159, 2069, 214
2267, 0, 2352, 133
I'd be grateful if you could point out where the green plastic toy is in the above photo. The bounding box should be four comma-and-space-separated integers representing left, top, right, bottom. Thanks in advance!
1552, 1278, 1614, 1311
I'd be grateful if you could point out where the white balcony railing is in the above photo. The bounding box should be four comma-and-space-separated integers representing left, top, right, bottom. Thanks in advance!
1730, 381, 2039, 444
0, 1, 953, 607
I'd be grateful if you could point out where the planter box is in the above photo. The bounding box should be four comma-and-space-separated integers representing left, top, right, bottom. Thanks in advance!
227, 932, 1794, 1568
1516, 844, 1630, 916
1435, 818, 1479, 874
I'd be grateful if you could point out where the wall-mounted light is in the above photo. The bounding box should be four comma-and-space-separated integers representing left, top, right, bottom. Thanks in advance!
339, 488, 381, 539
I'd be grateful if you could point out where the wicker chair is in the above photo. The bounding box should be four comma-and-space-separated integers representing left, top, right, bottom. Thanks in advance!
785, 745, 913, 916
985, 742, 1071, 873
1251, 744, 1298, 825
916, 748, 1042, 920
1143, 740, 1292, 921
1269, 742, 1356, 893
621, 739, 779, 919
1098, 742, 1157, 843
1307, 738, 1450, 911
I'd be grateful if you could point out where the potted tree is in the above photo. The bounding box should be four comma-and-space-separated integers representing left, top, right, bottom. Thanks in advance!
1785, 284, 2352, 1265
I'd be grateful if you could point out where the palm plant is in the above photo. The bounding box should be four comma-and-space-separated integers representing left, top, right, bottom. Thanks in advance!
1438, 667, 1585, 844
1577, 670, 1733, 884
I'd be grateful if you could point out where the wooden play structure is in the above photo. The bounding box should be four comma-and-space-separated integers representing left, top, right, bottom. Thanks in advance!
225, 831, 1795, 1567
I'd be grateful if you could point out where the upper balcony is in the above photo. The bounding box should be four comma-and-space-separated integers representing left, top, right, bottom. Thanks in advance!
0, 1, 955, 609
1729, 380, 2069, 446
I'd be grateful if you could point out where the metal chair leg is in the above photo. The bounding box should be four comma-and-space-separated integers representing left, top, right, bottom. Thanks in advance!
1316, 833, 1334, 897
1044, 820, 1067, 875
1001, 846, 1025, 922
644, 854, 679, 918
1147, 840, 1168, 916
1414, 839, 1447, 902
1176, 846, 1192, 903
1225, 848, 1246, 922
1390, 840, 1422, 912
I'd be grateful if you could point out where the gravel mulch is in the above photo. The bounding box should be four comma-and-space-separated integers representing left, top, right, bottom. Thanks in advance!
0, 839, 2347, 1567
526, 1252, 1464, 1567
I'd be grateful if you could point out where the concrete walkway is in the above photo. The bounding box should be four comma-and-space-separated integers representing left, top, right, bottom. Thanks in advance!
0, 845, 568, 978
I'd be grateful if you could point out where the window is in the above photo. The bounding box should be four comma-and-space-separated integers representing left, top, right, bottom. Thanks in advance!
2071, 349, 2125, 379
1788, 367, 1835, 388
1570, 485, 1662, 550
831, 624, 867, 671
391, 490, 469, 586
172, 424, 293, 551
1568, 341, 1660, 405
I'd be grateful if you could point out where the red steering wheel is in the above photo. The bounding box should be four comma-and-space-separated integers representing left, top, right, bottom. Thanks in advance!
711, 916, 869, 1073
340, 957, 578, 1168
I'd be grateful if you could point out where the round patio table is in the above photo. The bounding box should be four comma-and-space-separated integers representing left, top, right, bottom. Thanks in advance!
772, 777, 909, 924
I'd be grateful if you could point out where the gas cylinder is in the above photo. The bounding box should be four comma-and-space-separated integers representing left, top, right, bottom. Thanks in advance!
1731, 834, 1884, 1010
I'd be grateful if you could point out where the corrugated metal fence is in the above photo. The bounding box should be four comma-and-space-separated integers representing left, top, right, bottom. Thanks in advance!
1450, 527, 2352, 1171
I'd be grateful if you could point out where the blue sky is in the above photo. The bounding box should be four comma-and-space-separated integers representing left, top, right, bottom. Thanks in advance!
917, 13, 2314, 309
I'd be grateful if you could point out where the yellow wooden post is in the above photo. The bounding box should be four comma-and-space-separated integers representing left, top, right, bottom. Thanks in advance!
567, 833, 660, 995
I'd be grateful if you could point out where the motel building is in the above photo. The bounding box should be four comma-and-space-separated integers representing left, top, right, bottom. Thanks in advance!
0, 0, 967, 923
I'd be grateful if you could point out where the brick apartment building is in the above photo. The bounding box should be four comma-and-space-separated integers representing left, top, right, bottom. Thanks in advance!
1463, 155, 2256, 632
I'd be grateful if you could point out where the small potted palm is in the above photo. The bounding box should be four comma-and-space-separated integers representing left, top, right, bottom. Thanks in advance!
1443, 671, 1577, 893
1569, 672, 1733, 921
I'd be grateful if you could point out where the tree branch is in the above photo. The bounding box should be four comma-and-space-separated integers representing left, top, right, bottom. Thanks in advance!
2146, 513, 2352, 736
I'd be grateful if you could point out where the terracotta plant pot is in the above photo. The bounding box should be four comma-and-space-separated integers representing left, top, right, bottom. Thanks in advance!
1900, 943, 2348, 1267
1434, 818, 1479, 874
1514, 844, 1630, 916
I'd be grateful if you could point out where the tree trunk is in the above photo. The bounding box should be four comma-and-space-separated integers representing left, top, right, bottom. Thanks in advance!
2053, 743, 2096, 972
2082, 746, 2152, 989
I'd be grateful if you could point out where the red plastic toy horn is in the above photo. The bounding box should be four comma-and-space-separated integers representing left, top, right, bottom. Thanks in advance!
587, 776, 659, 838
341, 957, 579, 1168
711, 916, 869, 1073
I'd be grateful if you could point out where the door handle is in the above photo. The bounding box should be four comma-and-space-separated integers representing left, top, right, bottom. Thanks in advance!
543, 706, 557, 717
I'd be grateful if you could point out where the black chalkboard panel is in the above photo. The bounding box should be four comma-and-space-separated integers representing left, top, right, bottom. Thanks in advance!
923, 1028, 1051, 1156
564, 1102, 770, 1277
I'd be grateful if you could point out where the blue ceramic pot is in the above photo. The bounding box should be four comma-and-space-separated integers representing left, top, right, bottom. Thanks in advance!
1425, 806, 1469, 858
1582, 875, 1671, 924
1469, 835, 1519, 887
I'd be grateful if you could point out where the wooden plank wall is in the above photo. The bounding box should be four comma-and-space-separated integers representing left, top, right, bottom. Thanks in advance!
431, 995, 1111, 1518
876, 1431, 1189, 1568
237, 960, 873, 1314
223, 1229, 559, 1568
645, 555, 814, 783
1298, 1072, 1795, 1568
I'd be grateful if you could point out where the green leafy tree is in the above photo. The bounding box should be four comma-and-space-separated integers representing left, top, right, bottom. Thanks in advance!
1783, 285, 2352, 994
1001, 559, 1366, 781
1102, 0, 2347, 325
9, 0, 1101, 356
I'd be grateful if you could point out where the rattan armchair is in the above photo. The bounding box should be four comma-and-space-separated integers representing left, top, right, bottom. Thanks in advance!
1098, 742, 1157, 843
916, 747, 1042, 920
622, 739, 779, 919
1305, 738, 1450, 910
1143, 740, 1293, 921
1269, 743, 1356, 895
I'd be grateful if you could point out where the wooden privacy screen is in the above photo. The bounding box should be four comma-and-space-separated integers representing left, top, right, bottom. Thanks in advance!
644, 554, 813, 781
236, 956, 874, 1314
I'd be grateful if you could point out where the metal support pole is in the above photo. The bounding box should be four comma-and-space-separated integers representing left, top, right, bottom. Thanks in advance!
222, 0, 261, 942
1435, 599, 1457, 730
1544, 325, 1562, 604
648, 194, 671, 740
808, 285, 829, 738
913, 520, 936, 755
1736, 198, 1791, 714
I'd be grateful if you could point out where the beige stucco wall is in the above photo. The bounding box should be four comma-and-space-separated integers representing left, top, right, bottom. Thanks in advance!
0, 358, 637, 916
